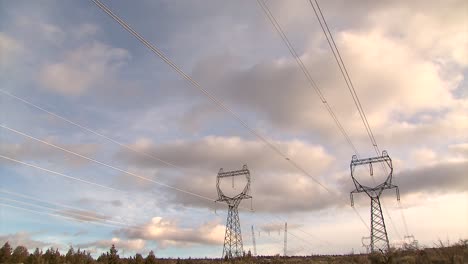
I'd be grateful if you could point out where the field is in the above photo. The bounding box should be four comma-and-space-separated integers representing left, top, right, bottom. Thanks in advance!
1, 240, 467, 264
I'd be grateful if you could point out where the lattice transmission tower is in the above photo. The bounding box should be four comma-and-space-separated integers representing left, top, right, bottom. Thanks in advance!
350, 150, 400, 253
284, 222, 287, 257
216, 165, 252, 259
251, 225, 257, 256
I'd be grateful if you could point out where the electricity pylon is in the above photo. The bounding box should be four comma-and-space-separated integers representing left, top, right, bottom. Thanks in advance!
216, 165, 252, 259
362, 236, 371, 254
251, 225, 257, 256
284, 222, 287, 257
350, 150, 400, 253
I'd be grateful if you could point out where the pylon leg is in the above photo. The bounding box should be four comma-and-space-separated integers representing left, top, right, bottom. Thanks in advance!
222, 205, 243, 259
370, 196, 390, 253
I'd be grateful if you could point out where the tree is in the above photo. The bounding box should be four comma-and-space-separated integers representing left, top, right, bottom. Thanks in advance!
0, 242, 12, 263
43, 247, 61, 264
66, 246, 75, 264
108, 245, 119, 264
134, 254, 144, 264
144, 251, 156, 264
97, 253, 108, 264
29, 248, 43, 264
11, 246, 29, 264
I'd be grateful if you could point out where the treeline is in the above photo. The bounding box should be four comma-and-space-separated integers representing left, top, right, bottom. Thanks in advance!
0, 242, 159, 264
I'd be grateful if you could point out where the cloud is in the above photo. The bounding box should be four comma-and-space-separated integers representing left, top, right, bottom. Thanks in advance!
114, 136, 337, 213
77, 237, 146, 252
449, 143, 468, 158
183, 0, 466, 150
115, 217, 224, 248
0, 139, 99, 167
396, 160, 468, 195
0, 32, 22, 68
116, 136, 333, 174
0, 232, 49, 250
259, 223, 301, 234
73, 24, 99, 39
76, 198, 124, 208
56, 209, 110, 223
16, 16, 66, 44
189, 28, 461, 141
39, 41, 130, 96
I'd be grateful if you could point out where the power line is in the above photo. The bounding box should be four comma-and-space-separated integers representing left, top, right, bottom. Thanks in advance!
308, 0, 377, 152
0, 126, 328, 253
256, 0, 359, 157
0, 197, 130, 226
0, 87, 337, 249
0, 154, 122, 193
0, 88, 183, 171
0, 188, 140, 225
91, 0, 332, 191
0, 124, 215, 202
91, 0, 369, 233
256, 0, 370, 231
308, 0, 408, 238
0, 202, 136, 230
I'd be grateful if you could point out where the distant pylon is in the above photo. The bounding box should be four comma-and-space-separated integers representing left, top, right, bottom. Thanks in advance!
350, 151, 400, 253
362, 236, 371, 254
251, 225, 257, 256
284, 222, 287, 256
216, 165, 252, 259
403, 235, 418, 250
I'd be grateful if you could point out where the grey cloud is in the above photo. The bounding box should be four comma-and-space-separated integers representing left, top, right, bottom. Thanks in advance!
335, 160, 468, 204
396, 161, 468, 195
115, 136, 333, 175
259, 223, 301, 234
114, 136, 338, 213
0, 139, 99, 167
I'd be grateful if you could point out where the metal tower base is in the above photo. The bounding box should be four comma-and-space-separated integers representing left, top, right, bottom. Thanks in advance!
370, 196, 389, 252
223, 205, 243, 258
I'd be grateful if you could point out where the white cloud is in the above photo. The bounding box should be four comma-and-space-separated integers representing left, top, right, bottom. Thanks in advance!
410, 148, 437, 166
0, 32, 22, 68
73, 24, 99, 39
0, 232, 49, 251
39, 41, 130, 96
116, 217, 225, 248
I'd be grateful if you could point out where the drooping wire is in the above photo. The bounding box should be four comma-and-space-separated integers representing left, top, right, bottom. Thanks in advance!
309, 0, 409, 238
0, 124, 216, 202
91, 0, 369, 233
0, 125, 331, 252
0, 154, 122, 193
256, 0, 370, 230
91, 0, 333, 190
256, 0, 359, 157
1, 84, 335, 248
0, 88, 183, 171
0, 201, 145, 231
0, 188, 139, 225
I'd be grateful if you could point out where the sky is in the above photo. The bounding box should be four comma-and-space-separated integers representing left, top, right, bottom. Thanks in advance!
0, 0, 467, 258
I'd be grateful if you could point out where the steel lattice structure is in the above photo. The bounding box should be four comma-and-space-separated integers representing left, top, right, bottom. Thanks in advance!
216, 165, 251, 259
251, 225, 257, 256
350, 151, 400, 253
